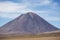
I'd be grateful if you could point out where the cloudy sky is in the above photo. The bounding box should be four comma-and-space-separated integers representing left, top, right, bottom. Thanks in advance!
0, 0, 60, 28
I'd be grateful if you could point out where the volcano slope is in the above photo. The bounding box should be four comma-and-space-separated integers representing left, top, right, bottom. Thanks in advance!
0, 12, 60, 40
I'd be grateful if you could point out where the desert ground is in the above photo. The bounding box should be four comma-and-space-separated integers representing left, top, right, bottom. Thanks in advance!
0, 36, 60, 40
0, 31, 60, 40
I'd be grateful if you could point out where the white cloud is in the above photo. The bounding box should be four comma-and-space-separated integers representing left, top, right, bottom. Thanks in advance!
0, 12, 21, 19
0, 1, 50, 19
39, 0, 51, 5
0, 0, 58, 13
0, 0, 60, 22
0, 1, 37, 13
0, 1, 27, 12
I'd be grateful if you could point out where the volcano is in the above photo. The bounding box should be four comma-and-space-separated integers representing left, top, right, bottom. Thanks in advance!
0, 12, 59, 34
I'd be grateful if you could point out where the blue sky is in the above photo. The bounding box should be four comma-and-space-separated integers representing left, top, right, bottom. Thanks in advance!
0, 0, 60, 29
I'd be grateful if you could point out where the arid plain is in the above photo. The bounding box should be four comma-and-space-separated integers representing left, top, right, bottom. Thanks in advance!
0, 31, 60, 40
